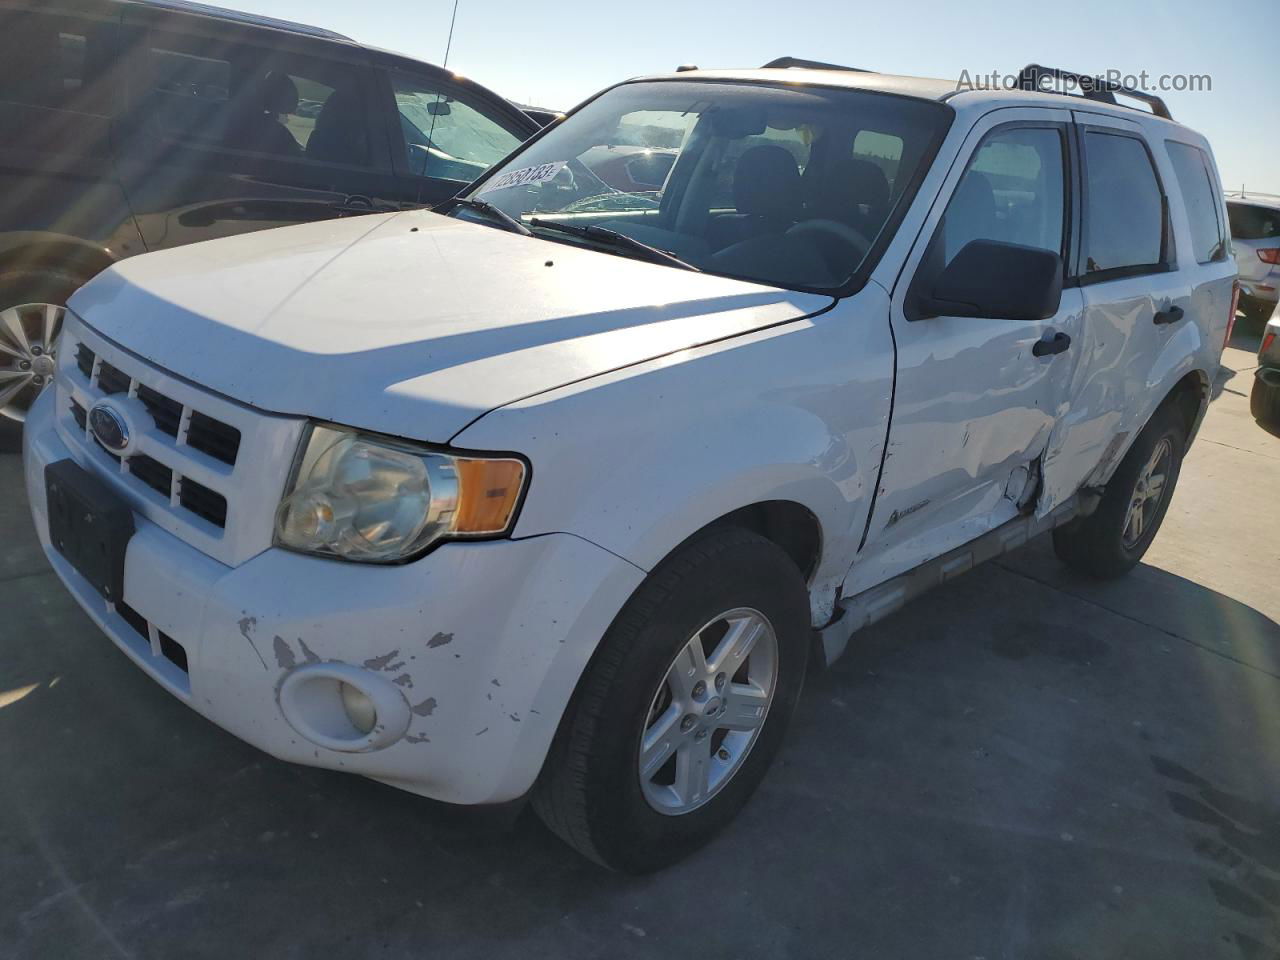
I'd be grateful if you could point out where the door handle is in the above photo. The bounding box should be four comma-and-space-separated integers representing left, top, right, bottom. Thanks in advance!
1032, 331, 1071, 357
334, 195, 375, 213
1153, 305, 1185, 325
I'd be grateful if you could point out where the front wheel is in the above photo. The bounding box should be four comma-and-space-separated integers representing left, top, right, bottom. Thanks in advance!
1053, 404, 1186, 579
0, 266, 85, 424
532, 527, 810, 872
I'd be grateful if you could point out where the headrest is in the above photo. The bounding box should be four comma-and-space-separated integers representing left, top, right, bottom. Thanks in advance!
734, 145, 802, 221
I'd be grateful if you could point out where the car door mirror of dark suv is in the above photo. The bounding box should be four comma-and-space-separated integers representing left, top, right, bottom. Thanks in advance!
909, 239, 1064, 322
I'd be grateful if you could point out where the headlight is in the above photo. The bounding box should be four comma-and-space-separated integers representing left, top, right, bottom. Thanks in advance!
275, 424, 527, 563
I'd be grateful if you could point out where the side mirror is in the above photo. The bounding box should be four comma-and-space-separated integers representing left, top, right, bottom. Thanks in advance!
911, 239, 1063, 322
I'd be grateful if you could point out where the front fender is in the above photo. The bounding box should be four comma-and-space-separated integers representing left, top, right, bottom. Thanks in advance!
454, 291, 896, 626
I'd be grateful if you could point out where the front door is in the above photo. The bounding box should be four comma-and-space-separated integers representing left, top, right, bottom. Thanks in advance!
114, 8, 400, 251
848, 108, 1083, 596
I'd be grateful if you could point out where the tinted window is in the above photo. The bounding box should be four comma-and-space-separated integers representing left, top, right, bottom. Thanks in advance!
1083, 132, 1164, 274
938, 127, 1065, 266
391, 72, 522, 182
1227, 203, 1280, 241
142, 34, 372, 166
1166, 141, 1225, 263
0, 10, 115, 115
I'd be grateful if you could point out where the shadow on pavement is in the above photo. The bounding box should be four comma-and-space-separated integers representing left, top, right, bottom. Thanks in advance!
3, 531, 1279, 958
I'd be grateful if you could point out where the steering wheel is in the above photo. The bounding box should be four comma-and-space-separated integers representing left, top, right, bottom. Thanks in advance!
785, 219, 873, 270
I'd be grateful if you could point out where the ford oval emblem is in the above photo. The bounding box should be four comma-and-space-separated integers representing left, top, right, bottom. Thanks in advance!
88, 401, 131, 454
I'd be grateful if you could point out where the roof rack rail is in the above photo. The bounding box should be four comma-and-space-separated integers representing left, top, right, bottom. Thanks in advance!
1015, 64, 1172, 121
762, 57, 874, 74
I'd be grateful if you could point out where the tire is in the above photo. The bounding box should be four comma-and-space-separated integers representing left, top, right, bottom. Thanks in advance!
1252, 374, 1280, 426
1052, 404, 1186, 579
0, 266, 86, 428
532, 526, 810, 873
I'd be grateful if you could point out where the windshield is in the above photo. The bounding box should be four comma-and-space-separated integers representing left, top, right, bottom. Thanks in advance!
458, 79, 950, 291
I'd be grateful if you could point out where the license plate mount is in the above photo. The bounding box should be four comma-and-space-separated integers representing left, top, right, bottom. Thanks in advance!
45, 459, 135, 603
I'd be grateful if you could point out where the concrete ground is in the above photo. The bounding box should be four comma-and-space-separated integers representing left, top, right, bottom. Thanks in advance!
2, 333, 1277, 960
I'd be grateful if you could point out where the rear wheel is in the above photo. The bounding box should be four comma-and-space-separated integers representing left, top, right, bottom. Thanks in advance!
532, 527, 810, 872
1053, 404, 1186, 579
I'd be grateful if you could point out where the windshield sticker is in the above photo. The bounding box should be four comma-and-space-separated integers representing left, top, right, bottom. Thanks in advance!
479, 161, 567, 193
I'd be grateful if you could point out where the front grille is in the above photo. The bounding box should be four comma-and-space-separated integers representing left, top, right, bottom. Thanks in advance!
186, 411, 240, 465
178, 479, 227, 528
97, 360, 130, 395
137, 384, 181, 438
118, 601, 149, 640
127, 454, 173, 497
75, 343, 94, 379
58, 316, 305, 567
66, 340, 243, 530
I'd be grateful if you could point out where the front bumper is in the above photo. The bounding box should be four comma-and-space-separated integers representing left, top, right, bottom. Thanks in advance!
23, 389, 644, 804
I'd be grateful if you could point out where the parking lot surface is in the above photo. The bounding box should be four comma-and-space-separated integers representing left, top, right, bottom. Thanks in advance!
2, 332, 1277, 960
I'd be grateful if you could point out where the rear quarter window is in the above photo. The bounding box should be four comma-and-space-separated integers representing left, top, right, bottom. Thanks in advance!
1165, 141, 1226, 264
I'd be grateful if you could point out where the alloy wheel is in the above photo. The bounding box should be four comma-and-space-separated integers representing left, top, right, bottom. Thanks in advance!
0, 303, 65, 423
1121, 436, 1172, 548
638, 607, 778, 816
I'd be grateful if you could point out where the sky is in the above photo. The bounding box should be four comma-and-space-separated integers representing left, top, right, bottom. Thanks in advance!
219, 0, 1278, 195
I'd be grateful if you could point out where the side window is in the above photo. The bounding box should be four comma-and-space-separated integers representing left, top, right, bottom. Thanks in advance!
1081, 131, 1166, 276
937, 126, 1065, 267
1165, 141, 1226, 263
390, 71, 522, 182
1227, 203, 1280, 241
141, 34, 374, 167
0, 10, 116, 115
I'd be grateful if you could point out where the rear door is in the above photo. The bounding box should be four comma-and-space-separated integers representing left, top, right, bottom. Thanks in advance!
114, 7, 400, 251
1037, 113, 1191, 510
374, 60, 533, 207
850, 108, 1083, 595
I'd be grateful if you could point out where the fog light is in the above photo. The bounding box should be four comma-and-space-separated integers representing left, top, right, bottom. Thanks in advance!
340, 681, 376, 734
277, 662, 411, 753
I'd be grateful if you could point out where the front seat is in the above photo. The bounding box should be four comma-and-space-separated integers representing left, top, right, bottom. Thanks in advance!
306, 87, 368, 166
228, 71, 302, 157
806, 157, 891, 236
707, 144, 803, 250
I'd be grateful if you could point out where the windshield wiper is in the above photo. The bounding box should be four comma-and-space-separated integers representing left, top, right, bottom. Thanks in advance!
445, 197, 531, 236
528, 219, 700, 272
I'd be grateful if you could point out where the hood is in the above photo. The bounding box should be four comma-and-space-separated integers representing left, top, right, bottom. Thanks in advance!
72, 210, 832, 442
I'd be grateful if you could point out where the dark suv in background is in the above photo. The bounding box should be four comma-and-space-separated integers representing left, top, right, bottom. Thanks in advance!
0, 0, 539, 424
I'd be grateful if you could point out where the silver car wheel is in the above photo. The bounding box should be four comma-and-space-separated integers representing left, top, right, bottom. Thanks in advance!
638, 606, 778, 816
0, 303, 65, 423
1121, 436, 1171, 548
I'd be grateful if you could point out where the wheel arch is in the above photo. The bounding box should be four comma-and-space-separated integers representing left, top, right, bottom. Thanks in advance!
0, 233, 119, 291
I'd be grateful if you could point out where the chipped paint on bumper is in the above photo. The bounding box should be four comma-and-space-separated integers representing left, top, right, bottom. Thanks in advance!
23, 389, 645, 804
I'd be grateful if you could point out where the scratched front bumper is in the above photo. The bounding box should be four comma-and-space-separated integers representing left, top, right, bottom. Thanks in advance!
23, 388, 645, 804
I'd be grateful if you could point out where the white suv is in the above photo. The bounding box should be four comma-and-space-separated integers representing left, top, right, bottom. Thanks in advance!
23, 61, 1237, 871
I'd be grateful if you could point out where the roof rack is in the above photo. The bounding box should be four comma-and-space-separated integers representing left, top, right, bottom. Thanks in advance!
762, 57, 874, 74
1015, 64, 1172, 121
137, 0, 356, 43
